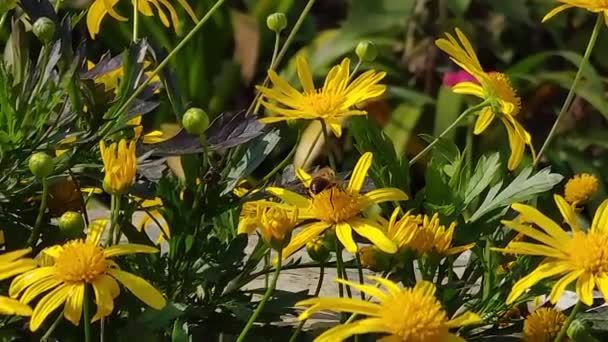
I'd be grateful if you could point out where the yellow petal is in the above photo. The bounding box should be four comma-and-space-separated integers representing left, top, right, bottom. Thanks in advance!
473, 107, 495, 135
86, 0, 125, 39
367, 276, 402, 297
542, 4, 574, 22
295, 168, 313, 188
296, 297, 381, 320
576, 272, 595, 306
0, 296, 32, 316
30, 284, 70, 331
360, 188, 408, 208
447, 311, 482, 328
349, 218, 397, 254
549, 270, 584, 304
596, 275, 608, 302
329, 121, 342, 138
280, 222, 330, 262
335, 222, 357, 253
296, 56, 315, 93
452, 82, 484, 98
0, 248, 31, 264
91, 276, 115, 321
414, 280, 436, 297
108, 269, 166, 310
266, 187, 311, 209
502, 118, 525, 170
510, 203, 571, 245
87, 219, 109, 245
104, 244, 158, 258
501, 219, 564, 251
0, 259, 38, 281
316, 318, 388, 342
507, 261, 570, 304
10, 267, 55, 297
21, 277, 62, 304
495, 241, 566, 259
348, 152, 373, 193
63, 284, 84, 326
554, 194, 581, 232
591, 199, 608, 234
334, 278, 389, 302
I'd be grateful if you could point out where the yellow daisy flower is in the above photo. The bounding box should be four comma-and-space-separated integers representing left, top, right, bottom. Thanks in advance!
564, 173, 598, 205
9, 219, 166, 331
435, 28, 535, 170
0, 249, 37, 316
495, 194, 608, 305
296, 277, 481, 342
100, 139, 137, 195
543, 0, 608, 23
523, 307, 566, 342
266, 152, 408, 260
257, 56, 386, 137
87, 0, 199, 39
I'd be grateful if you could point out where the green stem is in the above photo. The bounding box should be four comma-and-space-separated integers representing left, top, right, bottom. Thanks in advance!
106, 194, 121, 246
132, 0, 139, 42
109, 0, 226, 135
287, 264, 324, 342
41, 309, 64, 342
236, 249, 283, 342
264, 252, 270, 288
465, 115, 474, 171
554, 301, 584, 342
250, 0, 316, 115
355, 253, 365, 300
83, 285, 92, 342
270, 32, 281, 70
333, 237, 352, 298
53, 0, 63, 12
409, 100, 490, 166
27, 177, 49, 246
319, 120, 337, 170
535, 15, 602, 165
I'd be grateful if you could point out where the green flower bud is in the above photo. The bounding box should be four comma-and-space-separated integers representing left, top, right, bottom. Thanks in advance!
306, 236, 330, 263
266, 13, 287, 33
182, 108, 210, 135
32, 17, 56, 44
568, 319, 598, 342
28, 152, 54, 178
58, 211, 85, 238
355, 40, 378, 62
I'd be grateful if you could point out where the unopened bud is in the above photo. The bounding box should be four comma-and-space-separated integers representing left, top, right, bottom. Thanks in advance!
33, 17, 55, 44
29, 152, 54, 178
306, 236, 330, 263
266, 13, 287, 33
58, 211, 85, 238
356, 40, 377, 62
182, 108, 209, 135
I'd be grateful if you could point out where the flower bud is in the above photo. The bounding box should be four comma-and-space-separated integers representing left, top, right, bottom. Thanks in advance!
266, 13, 287, 33
33, 17, 56, 44
306, 236, 330, 263
182, 108, 210, 135
258, 205, 298, 251
29, 152, 54, 178
355, 40, 377, 62
58, 211, 85, 238
567, 319, 597, 342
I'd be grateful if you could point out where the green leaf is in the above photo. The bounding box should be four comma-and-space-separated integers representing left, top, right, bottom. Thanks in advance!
384, 103, 422, 157
171, 318, 190, 342
342, 0, 415, 35
434, 86, 463, 140
469, 167, 564, 222
463, 153, 502, 207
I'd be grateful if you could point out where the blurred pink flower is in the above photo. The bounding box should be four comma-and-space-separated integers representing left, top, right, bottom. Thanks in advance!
442, 70, 478, 87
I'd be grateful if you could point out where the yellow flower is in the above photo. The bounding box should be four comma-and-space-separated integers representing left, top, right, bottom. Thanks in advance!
296, 277, 481, 342
436, 28, 535, 170
523, 307, 566, 342
9, 219, 166, 331
257, 204, 298, 249
495, 194, 608, 305
100, 139, 137, 195
266, 152, 408, 260
543, 0, 608, 23
0, 249, 37, 316
385, 210, 474, 256
87, 0, 199, 39
564, 173, 598, 205
257, 56, 386, 137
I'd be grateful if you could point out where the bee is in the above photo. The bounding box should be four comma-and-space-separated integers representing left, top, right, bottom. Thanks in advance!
309, 167, 342, 195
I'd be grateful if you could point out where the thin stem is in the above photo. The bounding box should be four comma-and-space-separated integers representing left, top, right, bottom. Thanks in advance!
270, 32, 281, 70
554, 301, 583, 342
465, 115, 474, 170
106, 194, 121, 246
132, 0, 139, 42
236, 249, 283, 342
535, 15, 602, 165
355, 253, 365, 300
409, 100, 490, 166
53, 0, 63, 12
287, 264, 325, 342
83, 285, 92, 342
264, 252, 270, 288
28, 177, 49, 246
111, 0, 226, 132
319, 120, 337, 170
41, 309, 64, 342
249, 0, 316, 115
349, 59, 362, 82
334, 237, 352, 298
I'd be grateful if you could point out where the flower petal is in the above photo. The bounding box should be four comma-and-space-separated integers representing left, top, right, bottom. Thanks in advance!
349, 218, 397, 254
336, 222, 357, 253
507, 261, 570, 304
576, 272, 595, 306
591, 199, 608, 234
361, 188, 408, 207
296, 298, 381, 320
473, 107, 495, 135
334, 278, 389, 302
510, 204, 571, 245
108, 269, 166, 310
266, 187, 311, 208
447, 311, 482, 328
63, 284, 84, 326
295, 168, 313, 188
87, 219, 109, 246
316, 318, 389, 342
549, 269, 584, 304
104, 244, 158, 258
30, 284, 70, 331
0, 259, 38, 281
542, 4, 574, 22
21, 277, 62, 304
452, 82, 484, 98
596, 274, 608, 302
279, 221, 331, 261
10, 267, 55, 298
0, 248, 32, 264
91, 275, 116, 321
348, 152, 373, 193
0, 296, 32, 316
296, 56, 315, 93
367, 276, 402, 297
554, 194, 581, 232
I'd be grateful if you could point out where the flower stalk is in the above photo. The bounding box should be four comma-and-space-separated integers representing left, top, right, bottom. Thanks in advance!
27, 177, 49, 246
554, 301, 583, 342
83, 285, 92, 342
